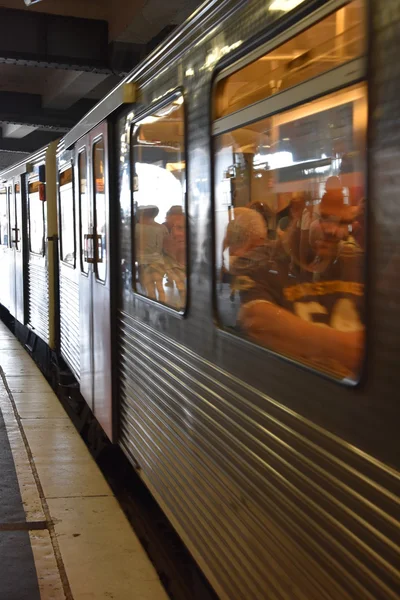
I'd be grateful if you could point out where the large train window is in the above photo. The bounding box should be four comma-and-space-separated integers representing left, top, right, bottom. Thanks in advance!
78, 150, 89, 274
93, 138, 106, 282
28, 180, 45, 255
213, 0, 366, 382
0, 188, 8, 246
131, 93, 187, 311
59, 166, 75, 266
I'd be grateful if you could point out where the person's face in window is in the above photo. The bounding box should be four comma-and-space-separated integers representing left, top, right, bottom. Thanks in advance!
171, 215, 185, 248
317, 215, 348, 257
167, 212, 182, 229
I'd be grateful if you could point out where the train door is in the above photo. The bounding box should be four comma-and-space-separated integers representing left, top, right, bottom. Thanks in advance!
78, 122, 112, 439
58, 156, 80, 380
78, 138, 92, 410
27, 174, 48, 342
8, 183, 17, 318
0, 186, 10, 311
14, 180, 24, 323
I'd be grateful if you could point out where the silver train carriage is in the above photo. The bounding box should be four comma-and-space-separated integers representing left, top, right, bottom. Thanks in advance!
1, 0, 399, 598
0, 143, 58, 357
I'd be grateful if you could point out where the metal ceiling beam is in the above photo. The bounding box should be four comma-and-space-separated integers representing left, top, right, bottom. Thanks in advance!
2, 124, 37, 139
0, 92, 96, 132
43, 72, 110, 111
0, 131, 60, 153
0, 151, 30, 170
0, 7, 132, 75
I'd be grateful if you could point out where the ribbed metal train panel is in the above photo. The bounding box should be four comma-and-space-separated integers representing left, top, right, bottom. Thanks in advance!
27, 262, 49, 344
118, 311, 399, 600
59, 274, 80, 381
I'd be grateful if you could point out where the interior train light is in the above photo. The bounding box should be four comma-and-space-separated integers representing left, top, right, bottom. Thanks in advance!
269, 0, 306, 11
24, 0, 43, 5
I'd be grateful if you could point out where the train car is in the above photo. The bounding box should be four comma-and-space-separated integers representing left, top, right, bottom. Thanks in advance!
0, 143, 58, 364
0, 162, 28, 325
1, 0, 399, 598
56, 126, 113, 439
62, 0, 398, 597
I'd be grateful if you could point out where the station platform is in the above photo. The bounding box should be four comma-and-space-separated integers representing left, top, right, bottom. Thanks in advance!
0, 321, 169, 600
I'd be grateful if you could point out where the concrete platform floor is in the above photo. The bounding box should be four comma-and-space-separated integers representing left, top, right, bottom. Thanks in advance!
0, 321, 169, 600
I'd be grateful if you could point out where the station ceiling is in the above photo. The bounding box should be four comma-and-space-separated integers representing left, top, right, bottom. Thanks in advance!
0, 0, 203, 169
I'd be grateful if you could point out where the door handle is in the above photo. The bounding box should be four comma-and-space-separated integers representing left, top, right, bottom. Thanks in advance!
84, 233, 95, 263
11, 227, 19, 245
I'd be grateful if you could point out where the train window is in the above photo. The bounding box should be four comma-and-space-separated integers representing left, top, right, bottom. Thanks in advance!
15, 183, 21, 252
28, 181, 45, 255
78, 150, 89, 274
213, 1, 366, 382
93, 138, 106, 282
131, 93, 187, 311
8, 187, 15, 249
0, 188, 8, 246
59, 167, 75, 266
215, 0, 364, 119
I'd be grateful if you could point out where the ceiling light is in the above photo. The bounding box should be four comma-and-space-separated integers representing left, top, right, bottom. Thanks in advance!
269, 0, 306, 11
24, 0, 43, 5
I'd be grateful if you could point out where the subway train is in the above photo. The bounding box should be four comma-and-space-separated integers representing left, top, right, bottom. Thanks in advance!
0, 0, 399, 598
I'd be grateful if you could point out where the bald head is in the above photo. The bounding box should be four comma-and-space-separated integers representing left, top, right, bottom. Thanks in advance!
225, 207, 267, 255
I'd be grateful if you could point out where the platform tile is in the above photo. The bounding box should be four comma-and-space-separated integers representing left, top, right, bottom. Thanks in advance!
48, 496, 169, 600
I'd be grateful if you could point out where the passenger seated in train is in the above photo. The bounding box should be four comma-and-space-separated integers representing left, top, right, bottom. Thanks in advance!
135, 205, 168, 303
223, 207, 279, 304
163, 206, 186, 307
231, 178, 365, 379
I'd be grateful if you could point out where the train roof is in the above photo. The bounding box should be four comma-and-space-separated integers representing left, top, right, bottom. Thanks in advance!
1, 0, 239, 180
64, 0, 241, 149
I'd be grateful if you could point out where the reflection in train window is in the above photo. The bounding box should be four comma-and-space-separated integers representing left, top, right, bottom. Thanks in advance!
28, 181, 45, 255
215, 0, 364, 119
131, 94, 186, 311
79, 150, 89, 274
59, 167, 75, 266
93, 139, 106, 282
214, 2, 366, 383
0, 188, 8, 246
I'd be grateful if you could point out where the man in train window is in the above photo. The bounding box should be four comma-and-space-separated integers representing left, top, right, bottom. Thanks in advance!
237, 176, 365, 380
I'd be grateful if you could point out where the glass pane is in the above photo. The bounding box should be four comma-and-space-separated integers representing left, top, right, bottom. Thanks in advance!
59, 168, 75, 265
8, 187, 14, 248
0, 189, 8, 246
215, 0, 364, 119
132, 95, 186, 310
94, 139, 106, 282
215, 83, 367, 382
79, 151, 89, 274
29, 183, 44, 255
15, 183, 22, 251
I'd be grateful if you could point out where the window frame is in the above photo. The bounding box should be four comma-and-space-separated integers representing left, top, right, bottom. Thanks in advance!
58, 162, 76, 269
211, 0, 368, 385
129, 88, 189, 315
6, 185, 13, 249
28, 178, 45, 257
77, 147, 89, 276
92, 134, 107, 284
0, 187, 9, 247
213, 0, 360, 88
14, 182, 22, 253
